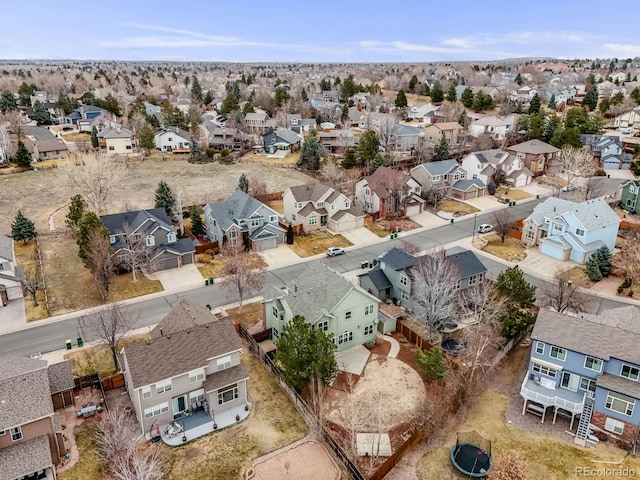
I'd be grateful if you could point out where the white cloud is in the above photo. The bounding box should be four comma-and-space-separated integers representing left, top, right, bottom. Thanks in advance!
603, 43, 640, 55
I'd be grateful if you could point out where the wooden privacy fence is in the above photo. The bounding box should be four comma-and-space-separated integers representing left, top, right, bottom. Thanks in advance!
396, 320, 432, 350
102, 373, 125, 391
368, 429, 424, 480
255, 191, 284, 203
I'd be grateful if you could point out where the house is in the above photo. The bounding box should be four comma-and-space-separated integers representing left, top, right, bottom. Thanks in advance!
154, 126, 192, 153
30, 91, 49, 107
387, 124, 426, 151
358, 247, 487, 310
244, 111, 273, 133
283, 183, 365, 233
509, 85, 538, 104
611, 105, 640, 130
468, 117, 509, 141
120, 299, 249, 437
208, 127, 252, 152
355, 166, 424, 218
423, 122, 464, 147
318, 128, 357, 153
521, 197, 620, 264
520, 306, 640, 446
203, 189, 285, 251
64, 105, 106, 125
0, 356, 67, 480
23, 138, 69, 162
619, 179, 640, 214
101, 208, 195, 271
505, 139, 560, 176
0, 235, 23, 305
410, 159, 485, 200
461, 149, 532, 188
582, 135, 633, 170
262, 128, 302, 154
262, 263, 381, 350
97, 127, 133, 155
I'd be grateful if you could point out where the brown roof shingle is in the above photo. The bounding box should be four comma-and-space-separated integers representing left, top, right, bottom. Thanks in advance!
150, 299, 226, 339
47, 360, 75, 395
203, 364, 249, 393
0, 434, 53, 480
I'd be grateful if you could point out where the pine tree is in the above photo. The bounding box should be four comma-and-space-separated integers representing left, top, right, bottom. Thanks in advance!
528, 93, 541, 114
595, 246, 613, 277
341, 104, 349, 124
154, 181, 176, 220
446, 84, 457, 102
190, 76, 203, 102
584, 255, 603, 281
548, 94, 557, 109
298, 136, 323, 172
138, 123, 156, 152
0, 90, 18, 113
77, 212, 107, 265
188, 140, 205, 163
395, 90, 408, 108
342, 147, 356, 169
430, 81, 444, 103
434, 133, 450, 161
515, 73, 523, 86
408, 75, 418, 93
32, 100, 52, 125
458, 111, 467, 127
189, 206, 206, 237
14, 140, 32, 168
369, 153, 386, 174
461, 87, 474, 108
66, 194, 87, 230
11, 210, 37, 243
91, 126, 99, 148
415, 346, 447, 380
238, 173, 249, 193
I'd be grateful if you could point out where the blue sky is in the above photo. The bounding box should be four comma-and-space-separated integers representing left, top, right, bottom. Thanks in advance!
1, 1, 639, 62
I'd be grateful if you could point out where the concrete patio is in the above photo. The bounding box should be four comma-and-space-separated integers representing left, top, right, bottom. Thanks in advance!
334, 344, 370, 376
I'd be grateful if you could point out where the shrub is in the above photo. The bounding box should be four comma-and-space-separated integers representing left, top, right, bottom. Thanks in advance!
205, 147, 215, 159
618, 286, 625, 294
213, 246, 220, 255
415, 346, 448, 380
594, 169, 606, 176
622, 278, 632, 288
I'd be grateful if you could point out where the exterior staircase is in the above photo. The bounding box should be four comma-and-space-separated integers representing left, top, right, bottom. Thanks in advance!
574, 399, 594, 446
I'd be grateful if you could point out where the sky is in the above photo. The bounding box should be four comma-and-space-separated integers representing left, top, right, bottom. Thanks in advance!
1, 1, 639, 62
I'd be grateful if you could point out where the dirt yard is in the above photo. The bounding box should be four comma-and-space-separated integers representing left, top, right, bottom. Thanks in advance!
250, 440, 341, 480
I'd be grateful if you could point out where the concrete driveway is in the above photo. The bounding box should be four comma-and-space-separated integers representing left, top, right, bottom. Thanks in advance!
258, 244, 302, 268
340, 226, 381, 246
0, 297, 27, 335
151, 264, 204, 291
411, 211, 448, 228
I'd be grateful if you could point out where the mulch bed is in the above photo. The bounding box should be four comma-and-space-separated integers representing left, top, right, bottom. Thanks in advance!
331, 371, 361, 393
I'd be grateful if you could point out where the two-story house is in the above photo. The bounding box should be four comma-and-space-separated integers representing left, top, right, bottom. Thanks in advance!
619, 179, 640, 214
505, 139, 560, 176
64, 105, 107, 125
423, 122, 464, 148
97, 127, 134, 155
468, 117, 509, 141
521, 197, 620, 264
101, 208, 195, 271
262, 128, 302, 154
582, 134, 633, 170
120, 300, 249, 439
283, 183, 365, 233
387, 124, 426, 152
461, 149, 532, 188
262, 263, 381, 351
208, 127, 252, 152
0, 356, 67, 480
244, 111, 274, 133
410, 160, 486, 200
358, 247, 487, 310
0, 235, 24, 305
318, 128, 357, 154
154, 127, 192, 153
521, 306, 640, 446
203, 189, 285, 251
354, 166, 424, 218
509, 85, 537, 104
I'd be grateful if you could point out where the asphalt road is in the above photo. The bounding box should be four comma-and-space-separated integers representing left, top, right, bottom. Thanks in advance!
0, 199, 625, 357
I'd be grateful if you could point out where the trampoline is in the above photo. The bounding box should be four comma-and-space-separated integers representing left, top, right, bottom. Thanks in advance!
450, 431, 492, 478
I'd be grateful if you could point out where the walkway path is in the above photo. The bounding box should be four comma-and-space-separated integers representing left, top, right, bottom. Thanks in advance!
376, 333, 399, 358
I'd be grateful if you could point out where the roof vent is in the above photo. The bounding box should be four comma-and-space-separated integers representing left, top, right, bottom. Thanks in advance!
160, 328, 163, 337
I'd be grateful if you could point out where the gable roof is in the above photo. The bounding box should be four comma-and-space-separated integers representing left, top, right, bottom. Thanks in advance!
471, 116, 508, 127
47, 360, 75, 395
379, 247, 417, 270
150, 299, 225, 339
363, 166, 411, 200
21, 126, 57, 141
507, 139, 559, 155
264, 127, 301, 145
287, 183, 333, 203
205, 189, 277, 232
527, 197, 620, 230
156, 126, 191, 140
452, 178, 486, 191
100, 208, 172, 236
361, 266, 393, 291
447, 250, 487, 278
97, 127, 133, 139
0, 434, 53, 480
415, 159, 460, 177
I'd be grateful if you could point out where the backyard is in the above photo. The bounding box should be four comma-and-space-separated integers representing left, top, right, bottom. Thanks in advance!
288, 230, 352, 257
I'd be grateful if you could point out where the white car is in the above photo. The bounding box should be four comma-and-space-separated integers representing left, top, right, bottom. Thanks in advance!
561, 184, 576, 192
326, 247, 345, 257
477, 224, 494, 234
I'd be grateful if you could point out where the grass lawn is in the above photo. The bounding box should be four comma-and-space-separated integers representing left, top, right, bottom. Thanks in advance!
109, 273, 163, 302
242, 152, 300, 166
438, 199, 480, 214
62, 132, 92, 142
266, 199, 284, 213
13, 239, 49, 321
497, 186, 531, 201
365, 223, 390, 238
481, 235, 527, 261
565, 266, 593, 288
288, 230, 352, 257
58, 423, 104, 480
226, 301, 263, 329
418, 389, 640, 479
163, 349, 309, 480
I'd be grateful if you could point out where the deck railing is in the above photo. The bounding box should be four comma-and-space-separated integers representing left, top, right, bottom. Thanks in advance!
520, 379, 585, 413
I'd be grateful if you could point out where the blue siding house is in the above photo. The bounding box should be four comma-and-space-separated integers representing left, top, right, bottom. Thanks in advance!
521, 306, 640, 446
521, 197, 620, 264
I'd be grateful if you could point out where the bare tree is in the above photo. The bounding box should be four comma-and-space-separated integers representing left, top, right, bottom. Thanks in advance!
557, 146, 598, 194
616, 230, 640, 289
539, 269, 591, 314
411, 249, 461, 336
422, 186, 449, 209
90, 303, 138, 370
117, 224, 156, 282
63, 152, 126, 213
86, 230, 115, 301
321, 156, 345, 185
20, 262, 44, 307
219, 244, 266, 313
492, 209, 515, 243
173, 188, 186, 236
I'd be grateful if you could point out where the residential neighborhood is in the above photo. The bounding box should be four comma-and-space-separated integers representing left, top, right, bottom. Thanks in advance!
2, 6, 640, 479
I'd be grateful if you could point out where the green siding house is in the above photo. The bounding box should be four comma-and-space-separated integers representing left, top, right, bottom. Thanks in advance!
262, 263, 381, 351
620, 179, 640, 214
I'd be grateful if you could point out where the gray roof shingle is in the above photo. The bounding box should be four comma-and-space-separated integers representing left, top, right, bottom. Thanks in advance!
379, 247, 417, 270
150, 299, 223, 339
0, 234, 13, 262
203, 364, 249, 392
288, 183, 332, 203
417, 159, 460, 176
47, 361, 75, 395
507, 139, 559, 155
448, 250, 487, 279
0, 434, 53, 480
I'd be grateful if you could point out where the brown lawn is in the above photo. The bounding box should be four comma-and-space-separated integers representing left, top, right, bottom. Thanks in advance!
57, 424, 104, 480
13, 239, 48, 321
241, 152, 301, 166
226, 301, 263, 329
565, 265, 594, 288
288, 230, 352, 257
365, 223, 390, 238
196, 253, 268, 280
481, 235, 527, 261
265, 199, 283, 214
438, 199, 480, 214
497, 186, 532, 201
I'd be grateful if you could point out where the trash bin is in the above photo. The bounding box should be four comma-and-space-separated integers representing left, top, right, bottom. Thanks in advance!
372, 258, 378, 266
77, 337, 83, 348
361, 261, 367, 269
65, 339, 72, 350
536, 194, 540, 199
209, 277, 214, 285
206, 304, 212, 310
450, 218, 454, 224
390, 233, 394, 239
205, 279, 209, 286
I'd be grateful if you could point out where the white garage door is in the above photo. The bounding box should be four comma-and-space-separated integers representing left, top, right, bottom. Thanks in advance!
406, 204, 421, 216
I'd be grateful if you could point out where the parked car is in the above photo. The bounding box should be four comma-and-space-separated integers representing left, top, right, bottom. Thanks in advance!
477, 224, 494, 234
326, 247, 345, 257
561, 184, 575, 192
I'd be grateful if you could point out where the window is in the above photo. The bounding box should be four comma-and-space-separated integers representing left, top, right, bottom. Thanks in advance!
345, 311, 352, 320
295, 202, 303, 209
230, 230, 238, 239
401, 291, 409, 301
142, 387, 151, 399
432, 175, 440, 182
189, 368, 205, 383
387, 199, 393, 212
627, 198, 637, 209
109, 235, 116, 244
575, 228, 585, 237
468, 274, 478, 285
630, 185, 638, 194
532, 361, 558, 378
552, 223, 563, 233
524, 222, 535, 241
316, 320, 329, 331
561, 372, 579, 391
331, 204, 336, 211
550, 346, 566, 361
309, 216, 317, 225
621, 364, 640, 380
605, 417, 625, 435
364, 324, 374, 336
155, 379, 172, 394
167, 232, 176, 243
117, 253, 128, 263
272, 306, 279, 318
272, 326, 279, 339
109, 146, 115, 151
535, 342, 545, 355
251, 219, 260, 227
472, 174, 478, 179
144, 402, 169, 419
584, 356, 603, 372
269, 215, 278, 223
217, 355, 231, 371
10, 426, 22, 442
399, 274, 408, 287
365, 304, 374, 315
146, 235, 155, 247
580, 377, 596, 393
218, 384, 239, 404
606, 392, 635, 416
345, 200, 350, 208
337, 331, 353, 345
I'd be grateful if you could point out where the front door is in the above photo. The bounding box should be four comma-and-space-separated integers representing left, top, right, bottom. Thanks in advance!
172, 395, 187, 416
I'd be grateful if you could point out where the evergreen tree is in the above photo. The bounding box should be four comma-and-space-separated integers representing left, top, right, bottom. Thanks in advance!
584, 254, 603, 281
154, 181, 177, 220
14, 140, 32, 168
357, 130, 381, 167
341, 147, 356, 169
515, 73, 523, 85
421, 83, 430, 96
446, 83, 457, 102
409, 75, 418, 92
341, 104, 349, 124
496, 266, 536, 309
0, 90, 18, 112
369, 153, 386, 174
528, 93, 541, 114
188, 140, 205, 163
203, 90, 213, 106
595, 246, 613, 277
395, 90, 408, 108
238, 173, 249, 193
91, 126, 99, 149
548, 94, 557, 109
66, 194, 87, 230
298, 136, 323, 172
499, 308, 536, 340
583, 85, 599, 111
190, 76, 203, 102
189, 206, 206, 237
415, 346, 447, 380
434, 133, 450, 161
220, 92, 239, 115
32, 100, 51, 125
77, 212, 108, 266
17, 82, 36, 106
138, 123, 156, 152
430, 81, 444, 103
461, 87, 474, 108
11, 210, 37, 243
458, 111, 467, 127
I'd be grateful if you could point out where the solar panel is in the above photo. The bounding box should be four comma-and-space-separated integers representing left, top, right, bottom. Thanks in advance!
476, 153, 488, 163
